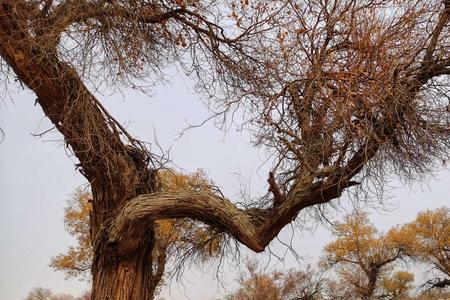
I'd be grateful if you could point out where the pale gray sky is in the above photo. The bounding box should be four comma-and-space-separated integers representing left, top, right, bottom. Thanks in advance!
0, 74, 449, 300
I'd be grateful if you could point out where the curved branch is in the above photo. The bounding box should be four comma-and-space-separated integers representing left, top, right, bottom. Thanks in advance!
108, 177, 361, 254
108, 191, 265, 252
423, 278, 450, 290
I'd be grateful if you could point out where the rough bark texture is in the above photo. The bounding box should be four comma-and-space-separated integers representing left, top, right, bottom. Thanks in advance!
92, 229, 156, 300
108, 179, 361, 254
90, 181, 159, 299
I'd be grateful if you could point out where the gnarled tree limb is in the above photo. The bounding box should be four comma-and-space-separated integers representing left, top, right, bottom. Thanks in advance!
108, 178, 360, 253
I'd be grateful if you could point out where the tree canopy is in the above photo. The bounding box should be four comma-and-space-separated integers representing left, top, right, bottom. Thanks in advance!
382, 271, 415, 299
225, 261, 325, 300
321, 212, 407, 299
392, 207, 450, 290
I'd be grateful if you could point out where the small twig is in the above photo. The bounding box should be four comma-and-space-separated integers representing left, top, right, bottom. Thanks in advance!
30, 125, 56, 138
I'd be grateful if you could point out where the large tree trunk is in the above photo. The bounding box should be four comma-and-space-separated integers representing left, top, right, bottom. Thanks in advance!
0, 4, 164, 298
90, 180, 162, 300
92, 231, 157, 299
361, 271, 378, 300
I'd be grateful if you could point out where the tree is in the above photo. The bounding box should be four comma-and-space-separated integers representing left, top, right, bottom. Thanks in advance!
321, 212, 406, 299
50, 190, 92, 280
24, 288, 75, 300
25, 288, 53, 300
1, 0, 449, 299
323, 279, 356, 300
226, 261, 325, 300
381, 271, 415, 300
392, 207, 450, 290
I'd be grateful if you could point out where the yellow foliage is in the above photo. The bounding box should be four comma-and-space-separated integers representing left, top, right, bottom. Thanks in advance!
158, 169, 213, 193
322, 208, 450, 297
383, 271, 414, 298
393, 207, 450, 276
49, 189, 92, 279
323, 211, 396, 268
227, 261, 324, 300
322, 211, 406, 298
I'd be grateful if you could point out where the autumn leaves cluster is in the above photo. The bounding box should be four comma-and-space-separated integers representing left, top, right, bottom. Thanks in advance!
321, 208, 449, 299
226, 208, 449, 300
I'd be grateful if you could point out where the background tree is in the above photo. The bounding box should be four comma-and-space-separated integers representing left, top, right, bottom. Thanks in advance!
226, 260, 325, 300
321, 212, 407, 299
1, 0, 449, 299
392, 207, 450, 290
323, 279, 356, 300
24, 287, 75, 300
50, 190, 92, 280
24, 288, 53, 300
381, 271, 415, 300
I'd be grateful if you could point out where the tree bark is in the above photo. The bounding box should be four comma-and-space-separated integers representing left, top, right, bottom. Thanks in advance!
92, 229, 157, 300
363, 276, 378, 300
90, 180, 161, 300
0, 3, 162, 298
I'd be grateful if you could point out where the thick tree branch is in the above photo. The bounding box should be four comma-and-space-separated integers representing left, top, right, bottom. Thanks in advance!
0, 2, 125, 176
108, 177, 360, 253
422, 3, 450, 64
45, 1, 189, 42
268, 171, 285, 208
108, 191, 265, 252
424, 278, 450, 290
107, 122, 382, 255
41, 0, 237, 53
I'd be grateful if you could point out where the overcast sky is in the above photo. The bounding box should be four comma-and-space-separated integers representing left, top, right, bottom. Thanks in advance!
0, 74, 449, 300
